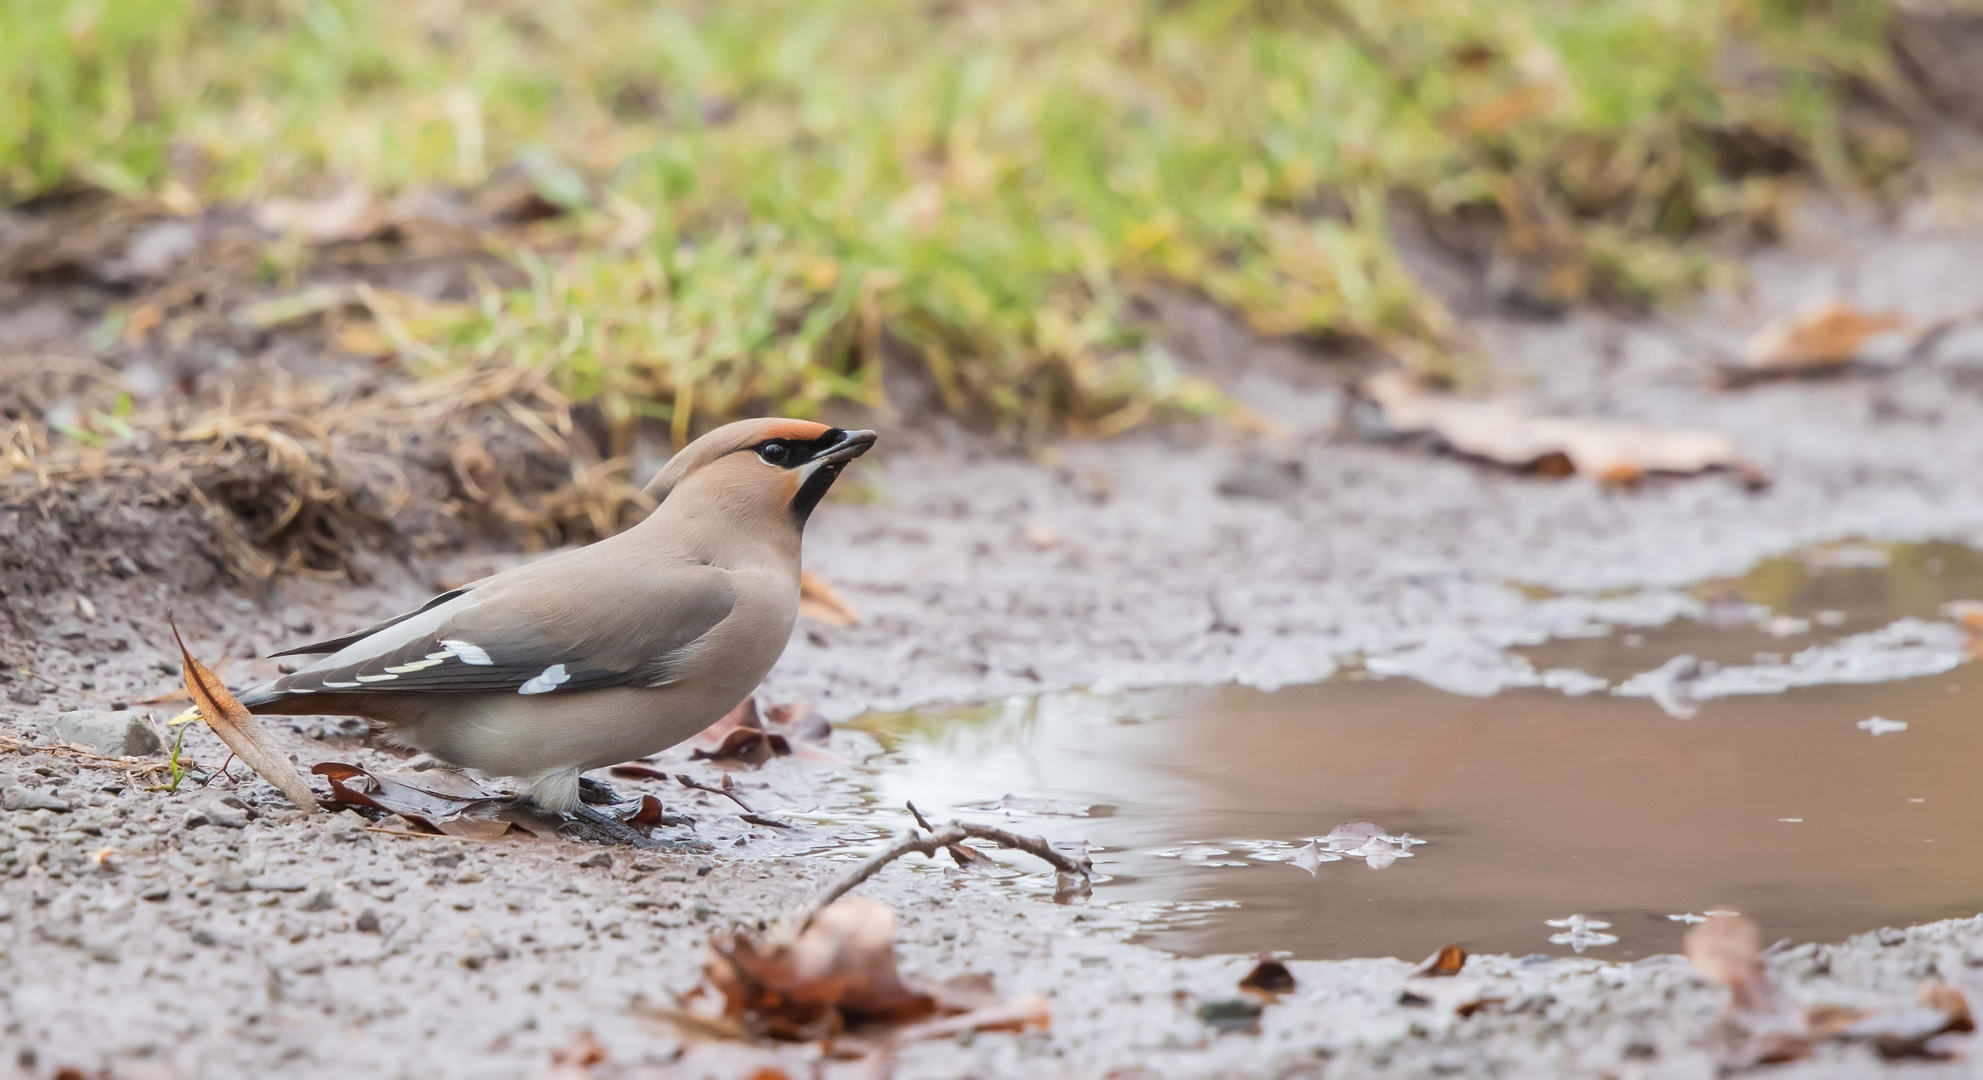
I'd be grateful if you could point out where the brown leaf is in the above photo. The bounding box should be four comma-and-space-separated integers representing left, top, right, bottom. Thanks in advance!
1238, 956, 1296, 997
549, 1029, 606, 1080
314, 761, 538, 839
171, 619, 318, 811
1414, 945, 1469, 978
1684, 912, 1775, 1015
1919, 980, 1974, 1032
761, 701, 832, 743
703, 897, 937, 1040
1742, 301, 1908, 373
1361, 371, 1746, 481
1454, 83, 1556, 134
689, 727, 792, 765
798, 570, 860, 627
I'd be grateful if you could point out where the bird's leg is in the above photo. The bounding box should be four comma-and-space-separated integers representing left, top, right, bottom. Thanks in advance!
576, 776, 621, 805
559, 800, 711, 852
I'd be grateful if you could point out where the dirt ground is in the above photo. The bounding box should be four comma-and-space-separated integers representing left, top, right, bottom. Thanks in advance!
7, 191, 1983, 1078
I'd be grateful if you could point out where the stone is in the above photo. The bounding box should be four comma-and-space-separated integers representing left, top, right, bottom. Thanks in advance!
42, 711, 162, 758
181, 797, 250, 830
2, 787, 71, 813
577, 852, 613, 869
139, 884, 171, 902
298, 886, 336, 912
247, 877, 308, 893
355, 909, 382, 933
210, 864, 248, 893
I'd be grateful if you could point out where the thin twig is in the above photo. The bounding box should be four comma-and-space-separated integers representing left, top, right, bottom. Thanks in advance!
787, 811, 1093, 935
906, 800, 987, 868
672, 772, 791, 829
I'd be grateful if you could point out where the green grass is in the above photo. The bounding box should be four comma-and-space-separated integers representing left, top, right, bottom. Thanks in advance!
4, 0, 1902, 436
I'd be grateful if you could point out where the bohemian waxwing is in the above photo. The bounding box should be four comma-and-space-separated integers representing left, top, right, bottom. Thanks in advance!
237, 418, 875, 844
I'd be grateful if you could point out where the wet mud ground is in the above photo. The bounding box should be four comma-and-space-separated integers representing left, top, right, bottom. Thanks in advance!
8, 197, 1983, 1077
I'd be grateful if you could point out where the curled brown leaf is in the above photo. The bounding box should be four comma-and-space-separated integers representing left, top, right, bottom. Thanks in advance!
171, 618, 318, 811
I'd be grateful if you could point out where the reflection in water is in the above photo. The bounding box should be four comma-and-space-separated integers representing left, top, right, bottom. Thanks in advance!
850, 542, 1983, 961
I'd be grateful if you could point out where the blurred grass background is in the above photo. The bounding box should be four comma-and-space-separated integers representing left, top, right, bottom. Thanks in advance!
2, 0, 1907, 438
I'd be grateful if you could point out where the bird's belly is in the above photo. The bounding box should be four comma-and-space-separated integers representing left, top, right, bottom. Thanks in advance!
406, 679, 751, 778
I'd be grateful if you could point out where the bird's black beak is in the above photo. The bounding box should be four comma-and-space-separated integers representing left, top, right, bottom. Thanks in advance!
818, 429, 877, 465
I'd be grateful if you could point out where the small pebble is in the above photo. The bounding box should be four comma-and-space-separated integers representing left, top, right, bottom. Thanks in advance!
577, 853, 612, 869
355, 910, 382, 933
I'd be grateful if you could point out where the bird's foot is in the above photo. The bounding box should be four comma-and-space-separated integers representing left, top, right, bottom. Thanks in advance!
576, 776, 623, 805
560, 801, 711, 852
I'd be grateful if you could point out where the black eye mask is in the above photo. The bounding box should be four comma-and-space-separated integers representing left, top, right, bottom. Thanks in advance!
749, 429, 847, 469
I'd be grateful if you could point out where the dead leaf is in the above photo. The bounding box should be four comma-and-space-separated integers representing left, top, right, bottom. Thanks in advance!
1919, 980, 1974, 1031
171, 619, 318, 811
689, 727, 792, 765
315, 761, 509, 834
1238, 956, 1296, 998
703, 896, 937, 1040
798, 570, 860, 627
1741, 301, 1909, 374
762, 700, 832, 743
1361, 371, 1745, 482
1455, 83, 1556, 134
122, 302, 162, 345
549, 1029, 606, 1080
1684, 912, 1775, 1016
1414, 945, 1469, 978
314, 761, 589, 840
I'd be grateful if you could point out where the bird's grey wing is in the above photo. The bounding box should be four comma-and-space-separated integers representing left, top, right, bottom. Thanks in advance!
258, 570, 735, 699
264, 586, 476, 658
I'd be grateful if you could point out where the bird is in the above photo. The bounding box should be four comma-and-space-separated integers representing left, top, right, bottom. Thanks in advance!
236, 418, 876, 846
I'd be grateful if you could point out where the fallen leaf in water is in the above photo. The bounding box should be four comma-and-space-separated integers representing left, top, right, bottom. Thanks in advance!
1414, 945, 1469, 977
171, 620, 318, 811
798, 570, 860, 627
1739, 301, 1909, 375
1685, 913, 1775, 1015
702, 897, 936, 1040
1360, 370, 1747, 483
1239, 956, 1296, 998
686, 698, 793, 765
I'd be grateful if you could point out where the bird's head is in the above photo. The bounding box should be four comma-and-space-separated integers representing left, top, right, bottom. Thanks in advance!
642, 418, 877, 532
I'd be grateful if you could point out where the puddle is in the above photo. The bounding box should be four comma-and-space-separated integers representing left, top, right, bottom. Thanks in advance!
847, 542, 1983, 961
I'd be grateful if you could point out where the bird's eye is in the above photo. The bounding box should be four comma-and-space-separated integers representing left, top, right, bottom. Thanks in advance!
758, 442, 790, 466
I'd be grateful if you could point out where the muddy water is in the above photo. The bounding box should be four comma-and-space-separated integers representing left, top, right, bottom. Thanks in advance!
852, 543, 1983, 961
